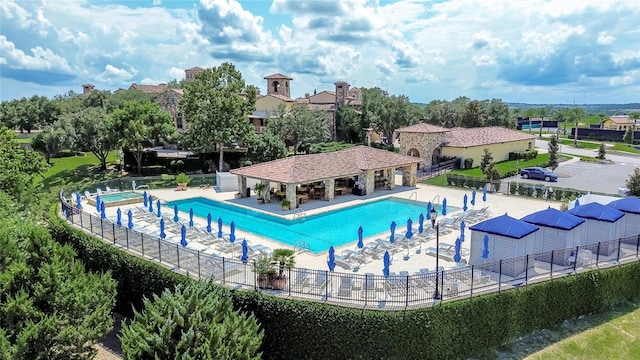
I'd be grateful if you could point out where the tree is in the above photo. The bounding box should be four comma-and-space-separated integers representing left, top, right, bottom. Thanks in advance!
523, 108, 536, 134
630, 111, 640, 128
537, 106, 551, 138
548, 134, 560, 170
483, 161, 500, 184
0, 199, 116, 359
597, 143, 606, 162
110, 101, 176, 175
247, 130, 287, 163
460, 100, 485, 128
70, 107, 119, 171
268, 103, 330, 154
567, 108, 586, 146
623, 125, 634, 144
485, 99, 512, 128
120, 281, 263, 359
361, 88, 418, 143
335, 105, 362, 143
626, 168, 640, 196
479, 148, 493, 174
31, 124, 68, 164
0, 127, 48, 205
180, 63, 257, 171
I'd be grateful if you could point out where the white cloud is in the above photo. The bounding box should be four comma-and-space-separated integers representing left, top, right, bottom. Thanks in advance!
0, 0, 35, 29
99, 64, 137, 83
597, 31, 615, 45
0, 35, 71, 72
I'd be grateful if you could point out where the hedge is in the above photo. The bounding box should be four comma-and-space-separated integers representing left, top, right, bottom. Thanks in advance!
49, 205, 640, 360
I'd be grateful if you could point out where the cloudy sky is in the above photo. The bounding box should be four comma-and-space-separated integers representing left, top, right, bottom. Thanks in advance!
1, 0, 639, 104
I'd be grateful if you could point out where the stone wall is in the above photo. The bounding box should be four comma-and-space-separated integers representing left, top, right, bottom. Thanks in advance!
399, 132, 449, 168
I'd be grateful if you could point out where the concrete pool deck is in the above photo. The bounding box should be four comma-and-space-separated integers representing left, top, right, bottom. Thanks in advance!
98, 178, 557, 277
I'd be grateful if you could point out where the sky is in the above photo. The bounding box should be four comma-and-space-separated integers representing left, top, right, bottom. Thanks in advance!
1, 0, 639, 104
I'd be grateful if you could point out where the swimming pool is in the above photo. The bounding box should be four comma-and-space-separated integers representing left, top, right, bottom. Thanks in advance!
88, 191, 144, 207
167, 197, 451, 253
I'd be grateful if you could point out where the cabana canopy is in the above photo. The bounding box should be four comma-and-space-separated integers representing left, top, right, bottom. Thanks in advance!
566, 202, 625, 222
521, 207, 585, 230
607, 197, 640, 214
469, 213, 539, 239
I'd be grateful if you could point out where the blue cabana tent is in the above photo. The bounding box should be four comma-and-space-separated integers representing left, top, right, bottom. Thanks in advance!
468, 213, 539, 276
607, 197, 640, 238
521, 207, 586, 265
567, 202, 625, 255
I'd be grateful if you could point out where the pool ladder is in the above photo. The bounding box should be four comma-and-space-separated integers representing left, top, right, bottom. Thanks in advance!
294, 207, 306, 218
408, 191, 418, 201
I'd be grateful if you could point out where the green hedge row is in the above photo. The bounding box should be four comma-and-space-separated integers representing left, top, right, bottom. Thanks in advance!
48, 206, 640, 359
446, 175, 502, 192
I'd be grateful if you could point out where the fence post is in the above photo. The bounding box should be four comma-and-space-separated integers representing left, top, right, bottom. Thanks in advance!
176, 244, 180, 269
637, 235, 640, 257
288, 267, 292, 297
112, 223, 116, 244
253, 261, 257, 291
616, 239, 622, 262
550, 250, 554, 278
197, 251, 201, 279
100, 218, 104, 239
596, 242, 601, 266
498, 260, 502, 292
525, 255, 529, 284
325, 270, 329, 300
222, 257, 226, 285
573, 246, 578, 273
158, 238, 162, 263
90, 215, 93, 234
141, 233, 145, 257
126, 229, 129, 250
405, 275, 409, 307
470, 265, 474, 298
79, 209, 83, 228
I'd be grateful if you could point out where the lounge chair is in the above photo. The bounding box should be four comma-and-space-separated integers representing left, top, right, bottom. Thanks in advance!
310, 272, 328, 294
337, 274, 354, 298
96, 188, 103, 196
333, 254, 354, 270
292, 268, 310, 289
106, 186, 119, 193
85, 191, 92, 199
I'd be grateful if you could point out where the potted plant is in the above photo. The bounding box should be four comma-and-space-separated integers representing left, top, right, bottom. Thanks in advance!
270, 248, 295, 290
255, 254, 275, 289
175, 172, 191, 191
280, 198, 291, 211
254, 183, 266, 204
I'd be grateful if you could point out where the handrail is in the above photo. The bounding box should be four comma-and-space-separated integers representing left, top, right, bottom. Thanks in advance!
432, 195, 440, 205
408, 191, 418, 201
294, 207, 306, 218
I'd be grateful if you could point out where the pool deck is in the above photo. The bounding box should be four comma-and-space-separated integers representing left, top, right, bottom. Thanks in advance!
98, 177, 556, 277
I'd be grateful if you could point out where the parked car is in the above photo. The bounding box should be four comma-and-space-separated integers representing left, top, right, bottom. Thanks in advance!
520, 167, 558, 182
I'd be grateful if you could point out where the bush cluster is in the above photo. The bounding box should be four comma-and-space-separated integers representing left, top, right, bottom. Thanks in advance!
508, 150, 538, 161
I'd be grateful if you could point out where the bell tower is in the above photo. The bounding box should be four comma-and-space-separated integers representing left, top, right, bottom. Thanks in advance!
264, 73, 293, 98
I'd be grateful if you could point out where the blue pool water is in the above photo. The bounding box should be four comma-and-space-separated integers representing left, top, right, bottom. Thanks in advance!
100, 191, 142, 202
166, 197, 451, 253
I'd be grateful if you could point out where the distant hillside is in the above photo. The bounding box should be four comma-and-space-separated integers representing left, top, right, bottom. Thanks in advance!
505, 103, 640, 115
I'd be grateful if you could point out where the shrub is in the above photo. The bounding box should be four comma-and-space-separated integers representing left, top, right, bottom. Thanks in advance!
464, 158, 474, 169
509, 182, 517, 195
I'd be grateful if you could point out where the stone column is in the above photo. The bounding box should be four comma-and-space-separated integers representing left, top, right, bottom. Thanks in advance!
364, 170, 375, 195
262, 180, 270, 203
386, 168, 396, 190
237, 176, 247, 198
325, 179, 335, 201
286, 184, 296, 208
402, 164, 417, 187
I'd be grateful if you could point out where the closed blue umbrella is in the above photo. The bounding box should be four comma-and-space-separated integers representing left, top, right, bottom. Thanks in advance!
241, 239, 249, 264
127, 209, 133, 229
116, 207, 122, 227
482, 185, 487, 203
217, 217, 223, 238
148, 196, 153, 213
156, 200, 161, 218
418, 213, 424, 234
96, 195, 101, 212
76, 193, 82, 210
143, 191, 148, 207
100, 201, 106, 219
460, 221, 465, 242
173, 204, 179, 222
180, 225, 187, 247
405, 218, 413, 239
189, 208, 194, 227
327, 245, 336, 272
471, 189, 476, 207
229, 221, 236, 242
482, 234, 490, 259
160, 218, 166, 239
453, 237, 462, 263
206, 213, 212, 233
383, 251, 391, 277
575, 199, 580, 207
357, 226, 364, 250
442, 198, 447, 216
426, 202, 432, 220
389, 221, 397, 243
463, 194, 468, 212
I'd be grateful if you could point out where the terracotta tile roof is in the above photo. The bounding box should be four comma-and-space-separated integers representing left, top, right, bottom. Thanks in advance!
231, 145, 419, 184
264, 73, 293, 80
396, 123, 451, 133
129, 83, 167, 94
607, 116, 631, 124
185, 66, 204, 71
444, 127, 536, 147
269, 94, 293, 101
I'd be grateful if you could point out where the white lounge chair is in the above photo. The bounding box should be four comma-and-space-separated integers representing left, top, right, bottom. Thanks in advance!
96, 188, 103, 196
310, 272, 328, 293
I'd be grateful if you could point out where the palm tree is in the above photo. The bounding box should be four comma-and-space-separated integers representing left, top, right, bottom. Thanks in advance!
271, 248, 296, 279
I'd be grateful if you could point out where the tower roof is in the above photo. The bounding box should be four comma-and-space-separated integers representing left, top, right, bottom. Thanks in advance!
264, 73, 293, 80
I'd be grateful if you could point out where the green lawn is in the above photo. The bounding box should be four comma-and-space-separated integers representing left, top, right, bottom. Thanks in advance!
450, 153, 551, 178
37, 151, 121, 191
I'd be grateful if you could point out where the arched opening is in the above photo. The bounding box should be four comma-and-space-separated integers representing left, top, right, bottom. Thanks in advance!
407, 148, 420, 157
272, 81, 280, 93
432, 147, 441, 165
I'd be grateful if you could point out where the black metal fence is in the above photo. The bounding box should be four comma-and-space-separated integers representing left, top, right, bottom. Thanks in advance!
60, 194, 640, 310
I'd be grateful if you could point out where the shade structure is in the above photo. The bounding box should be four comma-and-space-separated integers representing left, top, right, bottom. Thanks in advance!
76, 192, 82, 210
327, 246, 336, 272
241, 239, 249, 264
426, 202, 432, 220
454, 237, 462, 263
189, 208, 194, 227
148, 197, 153, 213
382, 251, 391, 277
180, 225, 187, 247
127, 209, 133, 229
96, 195, 101, 212
607, 196, 640, 237
469, 213, 539, 239
482, 234, 489, 259
575, 199, 580, 207
156, 200, 161, 218
206, 213, 212, 233
405, 218, 413, 239
100, 201, 106, 219
173, 204, 179, 222
229, 221, 236, 242
217, 217, 223, 238
357, 226, 364, 249
471, 189, 476, 207
463, 194, 468, 212
143, 191, 148, 207
389, 221, 397, 243
442, 198, 447, 216
160, 218, 166, 239
460, 221, 465, 242
116, 208, 122, 227
418, 213, 424, 234
482, 185, 487, 202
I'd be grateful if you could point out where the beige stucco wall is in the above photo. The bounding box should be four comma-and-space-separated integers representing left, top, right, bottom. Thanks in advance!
441, 139, 533, 166
255, 96, 288, 112
308, 92, 335, 104
398, 131, 449, 168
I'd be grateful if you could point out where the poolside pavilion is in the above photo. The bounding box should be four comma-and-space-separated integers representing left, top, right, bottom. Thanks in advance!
230, 146, 420, 207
